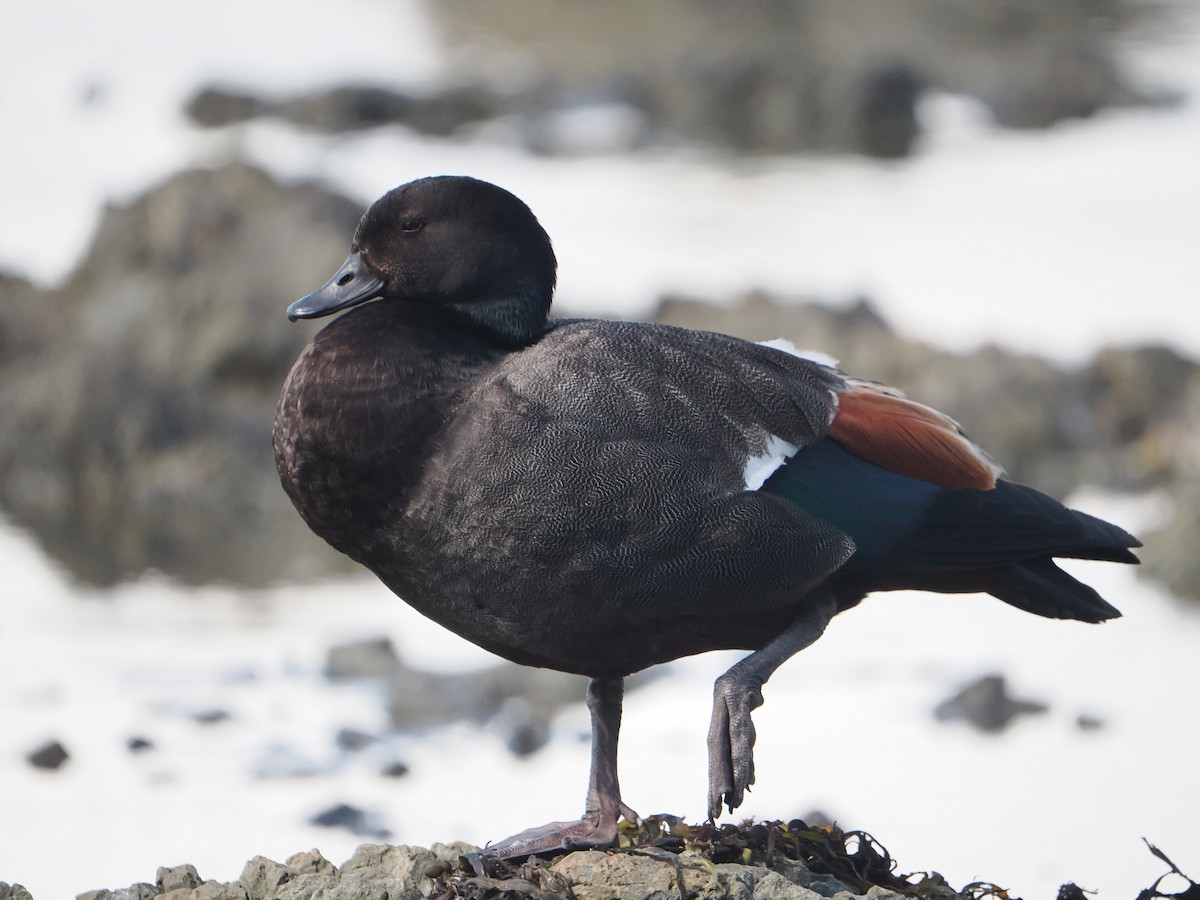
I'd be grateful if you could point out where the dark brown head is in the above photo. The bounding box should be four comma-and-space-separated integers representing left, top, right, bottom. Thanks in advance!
288, 176, 557, 345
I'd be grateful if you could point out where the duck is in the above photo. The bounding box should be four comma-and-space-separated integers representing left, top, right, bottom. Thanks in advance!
274, 175, 1140, 857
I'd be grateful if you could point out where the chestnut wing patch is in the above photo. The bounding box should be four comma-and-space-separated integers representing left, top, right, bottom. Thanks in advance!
828, 381, 1002, 491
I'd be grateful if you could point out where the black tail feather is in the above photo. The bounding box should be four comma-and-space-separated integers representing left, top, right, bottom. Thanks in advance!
839, 479, 1139, 622
986, 558, 1123, 623
890, 479, 1141, 568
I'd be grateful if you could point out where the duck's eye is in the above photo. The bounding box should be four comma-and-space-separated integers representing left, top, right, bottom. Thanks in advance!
401, 219, 425, 234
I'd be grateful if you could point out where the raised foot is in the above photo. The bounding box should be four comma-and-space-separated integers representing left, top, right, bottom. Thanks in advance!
707, 672, 763, 820
486, 807, 638, 859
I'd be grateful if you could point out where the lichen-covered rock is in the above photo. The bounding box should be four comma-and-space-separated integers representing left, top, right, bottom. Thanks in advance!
0, 882, 35, 900
70, 817, 1103, 900
238, 856, 292, 900
158, 865, 203, 893
76, 886, 158, 900
551, 850, 680, 900
282, 849, 338, 878
159, 881, 248, 900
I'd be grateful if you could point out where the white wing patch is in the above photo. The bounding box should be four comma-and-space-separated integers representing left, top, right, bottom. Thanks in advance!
743, 434, 801, 491
758, 338, 840, 370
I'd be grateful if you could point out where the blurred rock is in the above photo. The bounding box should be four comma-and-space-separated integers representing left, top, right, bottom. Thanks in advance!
0, 163, 361, 587
186, 83, 504, 137
335, 727, 378, 753
126, 735, 155, 753
428, 0, 1159, 157
308, 803, 392, 840
384, 655, 584, 747
499, 699, 552, 758
191, 708, 232, 726
322, 634, 584, 756
178, 2, 1169, 159
325, 636, 402, 681
26, 739, 69, 770
185, 86, 269, 127
0, 884, 33, 900
856, 65, 922, 159
933, 673, 1049, 733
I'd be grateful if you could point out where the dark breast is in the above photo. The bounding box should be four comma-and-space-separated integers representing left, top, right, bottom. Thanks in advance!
273, 302, 502, 563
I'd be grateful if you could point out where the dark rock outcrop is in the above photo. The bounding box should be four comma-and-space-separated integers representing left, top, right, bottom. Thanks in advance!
187, 83, 504, 137
0, 163, 360, 586
427, 0, 1155, 156
180, 2, 1169, 160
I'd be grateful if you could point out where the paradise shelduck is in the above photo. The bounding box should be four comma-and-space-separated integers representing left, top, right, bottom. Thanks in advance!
274, 175, 1140, 856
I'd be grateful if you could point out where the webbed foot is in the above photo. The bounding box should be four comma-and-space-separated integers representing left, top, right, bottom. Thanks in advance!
486, 803, 639, 859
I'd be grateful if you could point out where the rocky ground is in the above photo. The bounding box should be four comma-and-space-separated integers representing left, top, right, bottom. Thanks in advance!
11, 817, 1192, 900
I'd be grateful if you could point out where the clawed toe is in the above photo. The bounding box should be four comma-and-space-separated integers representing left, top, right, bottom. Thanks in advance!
707, 674, 763, 819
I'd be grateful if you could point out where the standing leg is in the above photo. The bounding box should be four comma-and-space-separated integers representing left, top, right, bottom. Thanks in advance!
707, 592, 837, 819
488, 676, 638, 858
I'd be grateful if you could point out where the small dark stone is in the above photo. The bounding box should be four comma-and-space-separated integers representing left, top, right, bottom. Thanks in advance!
26, 739, 69, 770
186, 87, 270, 127
381, 760, 411, 778
1075, 713, 1105, 732
192, 709, 231, 725
506, 719, 550, 759
127, 736, 154, 753
308, 803, 392, 839
934, 673, 1049, 733
335, 727, 377, 752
